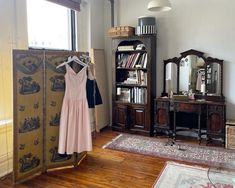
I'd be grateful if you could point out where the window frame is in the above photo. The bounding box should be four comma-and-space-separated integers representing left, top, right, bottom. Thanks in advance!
27, 0, 77, 51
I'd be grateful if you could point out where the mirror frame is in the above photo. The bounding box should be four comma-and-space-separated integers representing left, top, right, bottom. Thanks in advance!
205, 56, 224, 99
162, 57, 179, 96
161, 49, 224, 101
178, 49, 207, 95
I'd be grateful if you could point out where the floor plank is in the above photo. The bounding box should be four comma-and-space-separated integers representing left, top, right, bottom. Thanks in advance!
0, 128, 218, 188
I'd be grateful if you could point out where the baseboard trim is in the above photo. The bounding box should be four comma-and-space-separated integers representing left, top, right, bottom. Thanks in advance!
0, 152, 13, 178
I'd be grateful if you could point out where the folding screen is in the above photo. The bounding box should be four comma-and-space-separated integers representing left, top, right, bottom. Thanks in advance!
13, 49, 86, 184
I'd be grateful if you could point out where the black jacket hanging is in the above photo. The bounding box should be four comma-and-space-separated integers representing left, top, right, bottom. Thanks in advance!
86, 79, 102, 108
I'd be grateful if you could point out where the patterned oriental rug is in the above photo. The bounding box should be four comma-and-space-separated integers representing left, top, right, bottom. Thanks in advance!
103, 134, 235, 168
153, 162, 235, 188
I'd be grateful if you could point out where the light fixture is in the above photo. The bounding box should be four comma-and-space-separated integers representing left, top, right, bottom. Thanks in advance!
147, 0, 172, 12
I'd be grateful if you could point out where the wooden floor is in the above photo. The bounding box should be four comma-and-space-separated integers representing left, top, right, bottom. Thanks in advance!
0, 129, 215, 188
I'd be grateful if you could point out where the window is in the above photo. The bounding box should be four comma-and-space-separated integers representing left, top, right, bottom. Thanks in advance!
27, 0, 75, 50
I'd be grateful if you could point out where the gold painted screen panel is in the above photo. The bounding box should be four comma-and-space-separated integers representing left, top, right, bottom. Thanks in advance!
13, 50, 44, 183
13, 49, 88, 184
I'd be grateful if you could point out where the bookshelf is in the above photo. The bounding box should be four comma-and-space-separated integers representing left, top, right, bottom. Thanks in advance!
112, 35, 156, 136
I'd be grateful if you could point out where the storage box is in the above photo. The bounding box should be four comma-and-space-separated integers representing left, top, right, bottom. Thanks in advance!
108, 26, 135, 38
136, 16, 156, 35
226, 119, 235, 149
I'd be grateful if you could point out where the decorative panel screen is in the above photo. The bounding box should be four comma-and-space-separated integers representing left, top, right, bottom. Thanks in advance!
13, 49, 87, 184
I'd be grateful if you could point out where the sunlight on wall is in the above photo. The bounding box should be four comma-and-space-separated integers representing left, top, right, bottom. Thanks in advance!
0, 121, 13, 177
0, 0, 28, 178
0, 52, 13, 120
0, 29, 15, 179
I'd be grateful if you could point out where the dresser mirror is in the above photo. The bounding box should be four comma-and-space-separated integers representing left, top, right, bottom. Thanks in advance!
165, 62, 178, 93
179, 55, 205, 93
163, 57, 179, 96
157, 49, 225, 145
206, 57, 223, 96
162, 49, 224, 101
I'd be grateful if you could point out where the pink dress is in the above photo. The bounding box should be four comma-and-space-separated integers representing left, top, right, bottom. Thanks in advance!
58, 64, 92, 154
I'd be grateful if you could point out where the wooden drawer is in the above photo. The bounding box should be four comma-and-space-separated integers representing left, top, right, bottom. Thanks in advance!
175, 103, 200, 113
154, 99, 170, 129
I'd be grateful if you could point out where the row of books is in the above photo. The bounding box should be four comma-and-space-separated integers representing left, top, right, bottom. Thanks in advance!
123, 70, 147, 85
117, 45, 135, 51
117, 87, 147, 104
117, 53, 148, 69
117, 44, 145, 51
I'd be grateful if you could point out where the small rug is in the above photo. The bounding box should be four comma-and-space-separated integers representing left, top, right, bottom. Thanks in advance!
153, 162, 235, 188
103, 134, 235, 168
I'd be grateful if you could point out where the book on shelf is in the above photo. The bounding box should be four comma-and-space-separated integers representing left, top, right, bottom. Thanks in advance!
118, 70, 147, 86
138, 70, 147, 85
131, 53, 141, 68
117, 53, 148, 69
117, 88, 131, 102
136, 44, 145, 50
124, 70, 138, 84
117, 44, 146, 51
117, 87, 147, 104
143, 53, 148, 68
134, 53, 147, 68
117, 54, 127, 68
128, 70, 138, 79
124, 79, 138, 84
118, 45, 135, 51
126, 54, 136, 68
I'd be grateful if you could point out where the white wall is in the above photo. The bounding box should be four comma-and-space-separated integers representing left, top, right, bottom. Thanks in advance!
104, 0, 123, 122
77, 0, 105, 51
77, 0, 90, 51
90, 0, 105, 49
116, 0, 235, 119
0, 0, 28, 120
104, 0, 112, 120
77, 0, 109, 130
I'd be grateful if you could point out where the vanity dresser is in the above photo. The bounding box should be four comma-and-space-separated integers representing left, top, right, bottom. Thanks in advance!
154, 49, 225, 145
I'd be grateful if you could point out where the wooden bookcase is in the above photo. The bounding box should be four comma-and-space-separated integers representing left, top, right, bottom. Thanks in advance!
112, 35, 156, 136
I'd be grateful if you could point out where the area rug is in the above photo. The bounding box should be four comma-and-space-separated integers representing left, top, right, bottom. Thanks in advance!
103, 134, 235, 168
153, 162, 235, 188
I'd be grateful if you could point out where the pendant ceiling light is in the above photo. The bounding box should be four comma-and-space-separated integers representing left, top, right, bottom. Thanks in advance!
147, 0, 172, 12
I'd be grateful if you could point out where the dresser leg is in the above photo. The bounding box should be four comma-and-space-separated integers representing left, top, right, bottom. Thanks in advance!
206, 136, 211, 146
198, 113, 201, 145
173, 111, 176, 140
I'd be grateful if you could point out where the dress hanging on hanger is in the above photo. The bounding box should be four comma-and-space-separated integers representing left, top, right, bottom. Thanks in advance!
57, 56, 92, 154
